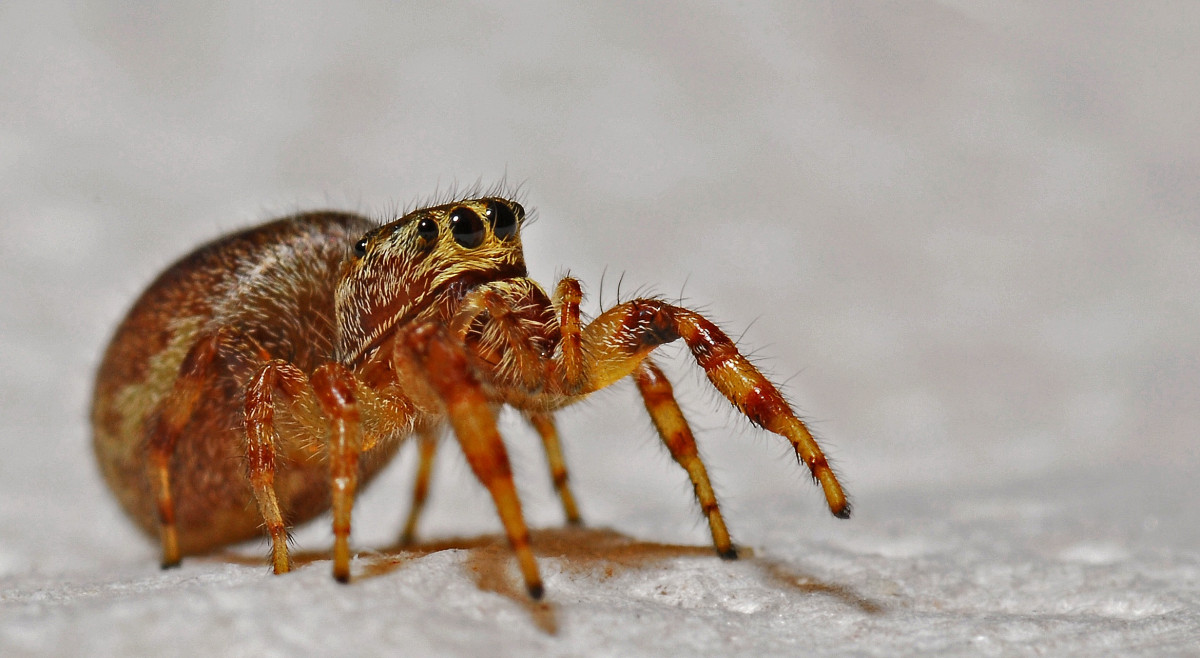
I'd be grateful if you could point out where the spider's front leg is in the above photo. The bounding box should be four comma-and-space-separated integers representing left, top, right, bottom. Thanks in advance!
401, 323, 545, 599
396, 411, 581, 546
395, 283, 587, 547
451, 283, 585, 523
563, 293, 851, 520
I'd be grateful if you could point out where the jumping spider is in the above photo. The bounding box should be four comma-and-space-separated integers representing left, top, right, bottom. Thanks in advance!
92, 196, 850, 599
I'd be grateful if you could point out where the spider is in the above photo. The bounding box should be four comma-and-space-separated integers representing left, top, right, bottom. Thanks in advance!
92, 196, 850, 599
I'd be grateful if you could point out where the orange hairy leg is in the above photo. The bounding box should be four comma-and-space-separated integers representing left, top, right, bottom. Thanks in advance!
245, 360, 373, 581
399, 424, 440, 546
146, 331, 229, 568
310, 364, 365, 583
399, 413, 582, 544
553, 277, 585, 392
572, 299, 850, 519
675, 311, 851, 518
633, 358, 735, 558
447, 282, 583, 523
405, 324, 543, 599
526, 411, 582, 525
243, 360, 312, 574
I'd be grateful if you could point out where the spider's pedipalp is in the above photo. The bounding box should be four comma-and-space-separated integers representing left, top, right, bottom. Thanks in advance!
553, 277, 585, 393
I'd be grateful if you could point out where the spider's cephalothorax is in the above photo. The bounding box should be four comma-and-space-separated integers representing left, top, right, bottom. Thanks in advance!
336, 198, 531, 366
92, 196, 849, 600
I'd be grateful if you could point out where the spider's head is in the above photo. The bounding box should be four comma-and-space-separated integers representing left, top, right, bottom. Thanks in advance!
334, 197, 529, 364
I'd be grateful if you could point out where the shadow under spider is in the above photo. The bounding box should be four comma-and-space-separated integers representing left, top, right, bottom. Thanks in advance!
214, 527, 882, 635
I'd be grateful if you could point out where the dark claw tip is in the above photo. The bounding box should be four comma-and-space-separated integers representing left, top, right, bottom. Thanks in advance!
834, 505, 852, 520
718, 548, 739, 561
160, 561, 181, 570
335, 573, 351, 584
528, 583, 545, 600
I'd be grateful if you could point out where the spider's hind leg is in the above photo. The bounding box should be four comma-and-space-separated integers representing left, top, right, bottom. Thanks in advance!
146, 326, 272, 569
145, 331, 228, 569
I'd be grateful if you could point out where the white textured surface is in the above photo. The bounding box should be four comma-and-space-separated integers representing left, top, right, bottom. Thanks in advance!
2, 2, 1199, 656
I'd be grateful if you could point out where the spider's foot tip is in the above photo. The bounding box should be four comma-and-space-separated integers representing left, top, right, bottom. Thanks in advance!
334, 572, 351, 584
834, 506, 852, 520
160, 560, 181, 570
527, 583, 545, 600
718, 547, 739, 561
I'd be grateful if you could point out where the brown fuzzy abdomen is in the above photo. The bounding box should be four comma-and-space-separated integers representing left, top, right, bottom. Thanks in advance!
91, 212, 392, 555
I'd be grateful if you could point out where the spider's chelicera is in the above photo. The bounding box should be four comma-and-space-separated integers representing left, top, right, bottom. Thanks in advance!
92, 196, 850, 599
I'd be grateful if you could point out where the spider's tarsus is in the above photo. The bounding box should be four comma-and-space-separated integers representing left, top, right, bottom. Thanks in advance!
833, 504, 852, 520
160, 561, 181, 570
718, 547, 739, 561
528, 582, 545, 600
334, 572, 351, 585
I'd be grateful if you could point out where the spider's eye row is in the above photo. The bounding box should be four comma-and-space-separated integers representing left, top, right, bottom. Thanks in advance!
416, 217, 439, 245
353, 237, 368, 257
484, 200, 519, 240
449, 207, 485, 248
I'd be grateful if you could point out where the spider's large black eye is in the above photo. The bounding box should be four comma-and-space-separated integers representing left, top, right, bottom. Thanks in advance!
353, 237, 368, 257
449, 207, 485, 248
416, 217, 439, 246
484, 200, 519, 240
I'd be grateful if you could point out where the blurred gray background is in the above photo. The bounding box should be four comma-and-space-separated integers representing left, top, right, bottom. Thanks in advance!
2, 2, 1197, 655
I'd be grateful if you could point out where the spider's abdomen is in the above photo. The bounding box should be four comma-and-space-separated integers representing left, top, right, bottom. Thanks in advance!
91, 212, 393, 555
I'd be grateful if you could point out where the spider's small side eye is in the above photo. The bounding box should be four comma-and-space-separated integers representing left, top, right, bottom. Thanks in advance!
449, 207, 485, 248
416, 217, 439, 246
353, 237, 368, 257
484, 200, 519, 240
